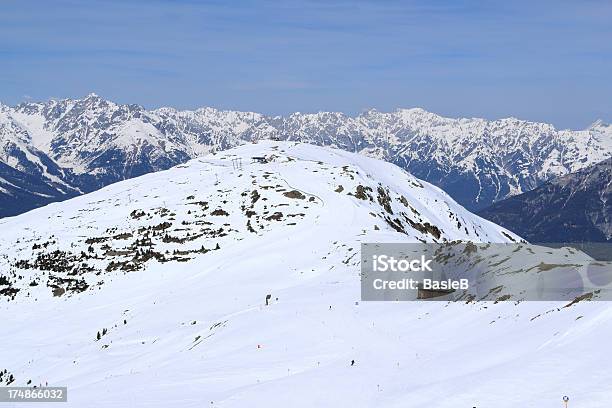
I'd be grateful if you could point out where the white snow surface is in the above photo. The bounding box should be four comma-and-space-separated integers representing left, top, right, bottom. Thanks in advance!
0, 142, 610, 407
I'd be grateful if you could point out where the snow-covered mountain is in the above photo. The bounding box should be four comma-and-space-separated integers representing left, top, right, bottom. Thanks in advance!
0, 141, 521, 298
479, 157, 612, 242
1, 94, 611, 217
0, 104, 82, 216
1, 142, 610, 407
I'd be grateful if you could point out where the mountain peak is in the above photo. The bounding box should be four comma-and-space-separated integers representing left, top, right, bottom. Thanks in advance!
78, 92, 111, 108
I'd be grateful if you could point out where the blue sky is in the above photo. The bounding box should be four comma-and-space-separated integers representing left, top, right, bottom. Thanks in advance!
1, 0, 611, 129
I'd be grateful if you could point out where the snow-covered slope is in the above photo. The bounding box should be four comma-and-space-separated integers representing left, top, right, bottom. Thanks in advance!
1, 142, 610, 407
1, 95, 610, 217
0, 141, 520, 297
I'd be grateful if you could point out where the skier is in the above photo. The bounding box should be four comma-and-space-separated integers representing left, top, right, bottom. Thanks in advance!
351, 359, 355, 366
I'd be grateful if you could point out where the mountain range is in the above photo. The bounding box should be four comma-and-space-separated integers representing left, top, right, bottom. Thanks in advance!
1, 94, 610, 218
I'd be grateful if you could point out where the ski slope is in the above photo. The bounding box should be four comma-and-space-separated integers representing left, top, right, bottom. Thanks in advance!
0, 142, 610, 407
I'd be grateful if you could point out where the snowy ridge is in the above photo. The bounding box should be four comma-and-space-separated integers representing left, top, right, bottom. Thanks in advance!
0, 141, 521, 290
0, 142, 610, 407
